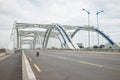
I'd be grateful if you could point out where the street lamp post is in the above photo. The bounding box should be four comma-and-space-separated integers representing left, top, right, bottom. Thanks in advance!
96, 10, 104, 46
82, 8, 91, 48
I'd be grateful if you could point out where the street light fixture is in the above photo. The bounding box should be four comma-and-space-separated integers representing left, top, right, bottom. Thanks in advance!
96, 10, 104, 46
82, 8, 91, 47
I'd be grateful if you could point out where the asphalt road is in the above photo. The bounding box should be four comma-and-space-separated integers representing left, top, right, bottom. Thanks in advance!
0, 51, 22, 80
25, 49, 120, 80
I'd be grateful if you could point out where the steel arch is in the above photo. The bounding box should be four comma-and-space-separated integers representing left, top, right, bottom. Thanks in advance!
71, 27, 115, 46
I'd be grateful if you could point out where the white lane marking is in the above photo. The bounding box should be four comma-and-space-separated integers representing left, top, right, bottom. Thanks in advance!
45, 54, 103, 68
34, 64, 41, 72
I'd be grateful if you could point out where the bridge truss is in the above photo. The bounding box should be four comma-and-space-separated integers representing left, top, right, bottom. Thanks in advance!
8, 22, 120, 50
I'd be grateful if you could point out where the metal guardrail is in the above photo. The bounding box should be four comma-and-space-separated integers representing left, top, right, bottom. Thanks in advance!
79, 49, 120, 53
43, 48, 120, 53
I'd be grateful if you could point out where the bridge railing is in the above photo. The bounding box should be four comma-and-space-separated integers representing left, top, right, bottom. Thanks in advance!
42, 48, 120, 53
76, 49, 120, 53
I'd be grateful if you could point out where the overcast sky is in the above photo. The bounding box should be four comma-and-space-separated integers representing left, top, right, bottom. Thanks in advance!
0, 0, 120, 48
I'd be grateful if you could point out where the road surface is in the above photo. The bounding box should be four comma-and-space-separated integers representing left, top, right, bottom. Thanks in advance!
24, 49, 120, 80
0, 51, 22, 80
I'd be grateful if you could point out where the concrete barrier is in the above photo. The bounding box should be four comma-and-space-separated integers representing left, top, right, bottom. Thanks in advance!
22, 50, 36, 80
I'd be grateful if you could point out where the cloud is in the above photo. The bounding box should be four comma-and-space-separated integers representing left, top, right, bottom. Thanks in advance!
0, 0, 120, 48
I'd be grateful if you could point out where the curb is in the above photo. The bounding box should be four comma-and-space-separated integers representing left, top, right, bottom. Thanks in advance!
22, 50, 36, 80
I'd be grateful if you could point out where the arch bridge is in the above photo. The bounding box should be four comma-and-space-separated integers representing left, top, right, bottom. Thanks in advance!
8, 22, 120, 50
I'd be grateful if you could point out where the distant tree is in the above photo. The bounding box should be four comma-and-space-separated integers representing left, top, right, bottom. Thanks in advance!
51, 47, 57, 49
0, 48, 6, 53
109, 46, 112, 49
99, 44, 105, 48
78, 46, 84, 48
93, 45, 98, 49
